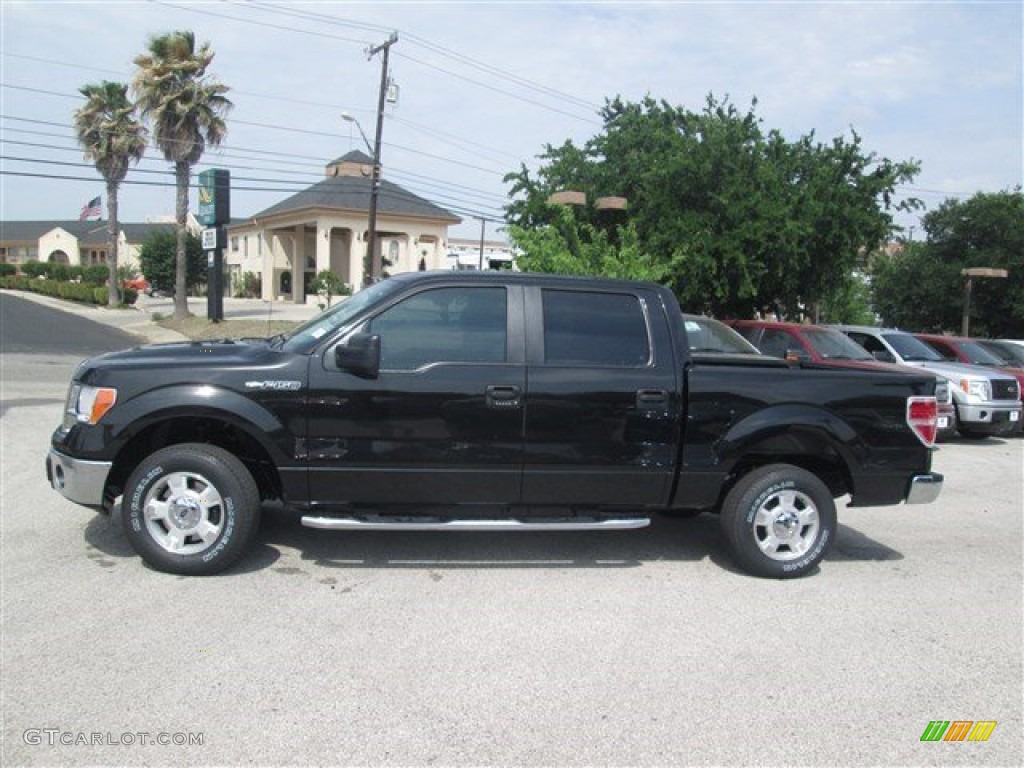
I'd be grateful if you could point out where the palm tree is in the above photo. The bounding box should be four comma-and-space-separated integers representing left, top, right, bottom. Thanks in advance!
73, 81, 147, 307
132, 30, 231, 320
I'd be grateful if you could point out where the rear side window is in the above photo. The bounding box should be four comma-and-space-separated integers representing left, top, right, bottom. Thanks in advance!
542, 289, 650, 366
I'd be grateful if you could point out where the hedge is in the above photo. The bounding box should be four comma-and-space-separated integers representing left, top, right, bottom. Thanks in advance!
1, 275, 137, 306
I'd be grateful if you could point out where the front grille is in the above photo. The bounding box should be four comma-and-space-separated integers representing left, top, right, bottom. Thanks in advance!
992, 379, 1020, 401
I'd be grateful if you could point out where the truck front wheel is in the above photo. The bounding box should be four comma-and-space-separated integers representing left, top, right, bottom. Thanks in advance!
720, 464, 836, 578
122, 444, 260, 576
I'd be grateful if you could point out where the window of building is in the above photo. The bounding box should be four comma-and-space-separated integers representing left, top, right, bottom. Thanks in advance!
542, 289, 650, 367
366, 286, 507, 370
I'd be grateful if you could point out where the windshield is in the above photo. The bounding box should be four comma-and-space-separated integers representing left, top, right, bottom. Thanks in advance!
803, 327, 875, 360
683, 315, 761, 355
884, 333, 943, 362
281, 280, 403, 353
947, 339, 1010, 366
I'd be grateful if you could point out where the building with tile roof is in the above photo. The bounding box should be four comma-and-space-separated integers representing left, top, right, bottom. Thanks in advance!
225, 150, 462, 302
2, 152, 463, 302
0, 219, 180, 273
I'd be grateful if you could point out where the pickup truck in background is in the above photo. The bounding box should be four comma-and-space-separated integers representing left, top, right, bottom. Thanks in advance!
729, 319, 957, 441
835, 325, 1022, 438
47, 273, 943, 579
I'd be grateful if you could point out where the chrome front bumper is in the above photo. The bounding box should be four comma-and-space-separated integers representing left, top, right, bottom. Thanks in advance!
46, 448, 112, 508
906, 472, 944, 505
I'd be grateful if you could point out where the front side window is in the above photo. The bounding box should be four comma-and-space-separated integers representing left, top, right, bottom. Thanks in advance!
367, 286, 507, 370
542, 290, 649, 366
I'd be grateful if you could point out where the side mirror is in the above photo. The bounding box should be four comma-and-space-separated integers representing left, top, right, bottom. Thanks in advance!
334, 333, 380, 378
871, 350, 895, 364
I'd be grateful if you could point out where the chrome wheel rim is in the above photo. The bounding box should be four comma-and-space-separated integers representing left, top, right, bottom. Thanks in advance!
143, 471, 225, 555
752, 489, 820, 561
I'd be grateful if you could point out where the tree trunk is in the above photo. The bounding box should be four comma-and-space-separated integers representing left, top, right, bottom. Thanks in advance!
106, 180, 120, 307
174, 161, 191, 321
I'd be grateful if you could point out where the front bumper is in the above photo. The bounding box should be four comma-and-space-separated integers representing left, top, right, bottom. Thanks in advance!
46, 448, 112, 509
906, 472, 944, 505
958, 402, 1021, 431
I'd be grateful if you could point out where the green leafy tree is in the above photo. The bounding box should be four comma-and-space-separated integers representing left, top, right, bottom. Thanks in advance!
139, 229, 207, 296
509, 207, 676, 282
132, 30, 231, 320
871, 190, 1024, 336
73, 81, 147, 307
505, 95, 919, 318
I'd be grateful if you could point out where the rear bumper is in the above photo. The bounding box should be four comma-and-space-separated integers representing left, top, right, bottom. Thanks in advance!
906, 472, 943, 505
46, 448, 111, 509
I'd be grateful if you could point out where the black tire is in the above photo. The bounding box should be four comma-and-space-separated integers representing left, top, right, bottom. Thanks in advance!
122, 443, 260, 575
720, 464, 836, 579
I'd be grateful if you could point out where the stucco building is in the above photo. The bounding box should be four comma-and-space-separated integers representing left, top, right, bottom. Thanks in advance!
225, 151, 461, 302
0, 219, 179, 272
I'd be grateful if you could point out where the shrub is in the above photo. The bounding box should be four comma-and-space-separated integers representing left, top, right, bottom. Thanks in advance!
0, 263, 16, 277
81, 265, 110, 285
21, 262, 47, 278
234, 271, 261, 299
48, 263, 74, 282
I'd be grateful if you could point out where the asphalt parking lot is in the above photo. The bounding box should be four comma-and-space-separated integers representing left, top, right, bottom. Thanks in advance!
1, 293, 1021, 766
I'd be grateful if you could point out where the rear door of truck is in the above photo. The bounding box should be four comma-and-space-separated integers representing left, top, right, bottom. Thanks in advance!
521, 283, 682, 506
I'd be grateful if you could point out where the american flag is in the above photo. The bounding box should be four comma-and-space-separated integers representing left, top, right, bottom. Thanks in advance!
79, 195, 102, 221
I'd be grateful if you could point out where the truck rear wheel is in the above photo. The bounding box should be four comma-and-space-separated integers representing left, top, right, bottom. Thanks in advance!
122, 443, 260, 576
720, 464, 836, 578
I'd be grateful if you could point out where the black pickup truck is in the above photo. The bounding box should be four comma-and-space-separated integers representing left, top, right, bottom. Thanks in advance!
46, 272, 943, 578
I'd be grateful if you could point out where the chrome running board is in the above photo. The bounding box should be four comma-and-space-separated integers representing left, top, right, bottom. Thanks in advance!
301, 516, 650, 532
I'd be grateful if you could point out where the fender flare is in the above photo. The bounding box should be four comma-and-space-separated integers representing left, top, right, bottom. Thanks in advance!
105, 384, 293, 463
713, 402, 862, 473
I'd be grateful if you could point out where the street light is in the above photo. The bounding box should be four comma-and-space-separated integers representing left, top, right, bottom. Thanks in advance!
341, 112, 372, 154
341, 111, 380, 284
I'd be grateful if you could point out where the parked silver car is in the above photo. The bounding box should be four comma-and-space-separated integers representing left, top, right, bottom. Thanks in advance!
834, 325, 1022, 438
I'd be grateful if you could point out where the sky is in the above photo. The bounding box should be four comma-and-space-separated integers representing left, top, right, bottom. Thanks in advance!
1, 0, 1021, 242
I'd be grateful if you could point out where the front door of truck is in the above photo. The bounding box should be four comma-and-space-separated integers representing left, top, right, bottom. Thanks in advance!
521, 286, 681, 507
306, 283, 526, 506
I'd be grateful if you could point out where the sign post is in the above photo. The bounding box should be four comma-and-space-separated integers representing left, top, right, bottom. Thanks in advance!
198, 169, 230, 322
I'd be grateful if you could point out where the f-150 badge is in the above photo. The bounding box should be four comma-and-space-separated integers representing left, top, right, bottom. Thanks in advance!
244, 380, 302, 391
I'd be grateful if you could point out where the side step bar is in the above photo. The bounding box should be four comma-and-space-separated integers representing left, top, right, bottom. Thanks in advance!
301, 516, 651, 532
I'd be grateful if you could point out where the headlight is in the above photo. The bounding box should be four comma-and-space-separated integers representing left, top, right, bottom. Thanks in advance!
959, 378, 991, 401
62, 384, 117, 429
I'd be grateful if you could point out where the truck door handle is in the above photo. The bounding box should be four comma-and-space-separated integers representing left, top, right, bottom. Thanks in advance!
636, 389, 668, 409
486, 385, 522, 409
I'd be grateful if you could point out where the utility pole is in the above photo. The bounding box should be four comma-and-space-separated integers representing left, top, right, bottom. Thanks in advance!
364, 32, 398, 285
477, 218, 486, 271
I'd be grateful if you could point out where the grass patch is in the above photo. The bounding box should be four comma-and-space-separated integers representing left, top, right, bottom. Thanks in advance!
157, 315, 302, 341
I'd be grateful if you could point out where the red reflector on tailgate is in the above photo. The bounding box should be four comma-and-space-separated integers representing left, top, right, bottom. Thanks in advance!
907, 396, 938, 447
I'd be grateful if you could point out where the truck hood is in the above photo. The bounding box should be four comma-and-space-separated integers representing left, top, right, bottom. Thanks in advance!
76, 339, 281, 376
900, 358, 1016, 383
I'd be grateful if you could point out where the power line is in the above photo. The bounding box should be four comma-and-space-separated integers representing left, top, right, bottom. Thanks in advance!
1, 114, 510, 205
